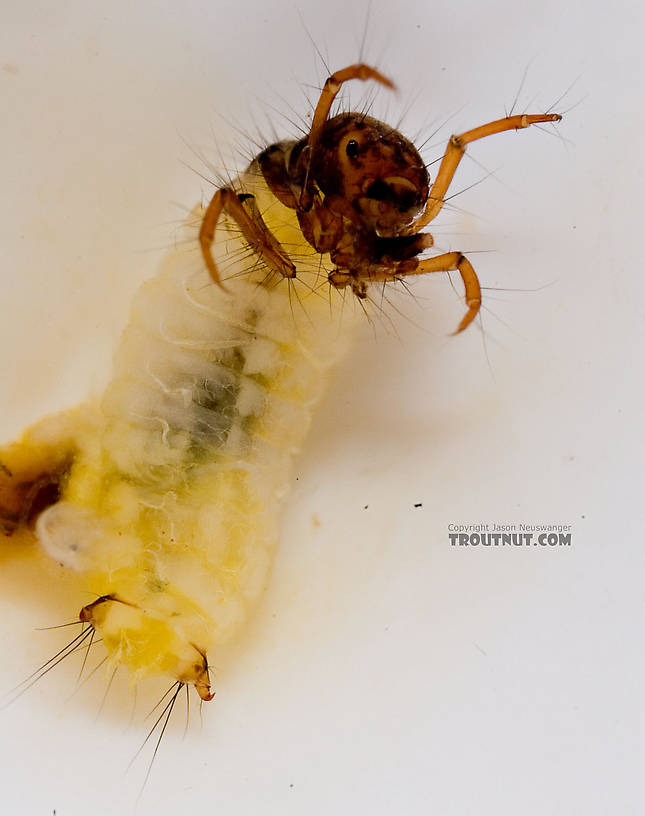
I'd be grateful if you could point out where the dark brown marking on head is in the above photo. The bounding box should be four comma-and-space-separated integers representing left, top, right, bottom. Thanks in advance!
310, 113, 429, 237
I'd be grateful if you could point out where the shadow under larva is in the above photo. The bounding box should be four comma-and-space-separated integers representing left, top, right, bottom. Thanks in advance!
0, 62, 562, 725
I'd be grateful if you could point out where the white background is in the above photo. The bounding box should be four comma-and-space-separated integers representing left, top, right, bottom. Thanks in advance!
1, 1, 643, 814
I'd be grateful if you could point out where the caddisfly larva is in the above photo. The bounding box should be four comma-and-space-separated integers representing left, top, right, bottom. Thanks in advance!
0, 64, 561, 707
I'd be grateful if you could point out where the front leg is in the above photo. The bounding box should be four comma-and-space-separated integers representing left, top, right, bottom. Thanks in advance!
298, 64, 394, 211
199, 188, 296, 287
409, 112, 562, 233
330, 251, 481, 334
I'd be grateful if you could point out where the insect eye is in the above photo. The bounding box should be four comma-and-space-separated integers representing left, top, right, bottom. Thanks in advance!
345, 139, 359, 159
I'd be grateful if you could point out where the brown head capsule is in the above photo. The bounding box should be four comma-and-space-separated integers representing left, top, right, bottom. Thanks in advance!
199, 62, 562, 332
300, 113, 429, 238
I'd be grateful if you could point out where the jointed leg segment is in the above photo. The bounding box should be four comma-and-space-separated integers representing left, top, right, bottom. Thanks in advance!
414, 252, 482, 334
299, 64, 395, 210
410, 112, 562, 232
199, 188, 296, 287
330, 252, 482, 334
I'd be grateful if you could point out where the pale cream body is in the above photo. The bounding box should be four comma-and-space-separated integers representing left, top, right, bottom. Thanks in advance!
28, 165, 361, 689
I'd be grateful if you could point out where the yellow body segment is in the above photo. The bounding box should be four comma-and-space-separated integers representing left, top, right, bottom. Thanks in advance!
1, 168, 360, 693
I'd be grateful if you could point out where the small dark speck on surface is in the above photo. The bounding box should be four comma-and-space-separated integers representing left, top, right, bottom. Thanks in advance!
289, 783, 294, 789
581, 514, 586, 519
364, 505, 368, 510
413, 503, 422, 508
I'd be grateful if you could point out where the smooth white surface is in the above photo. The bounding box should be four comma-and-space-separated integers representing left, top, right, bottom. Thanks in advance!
1, 1, 643, 814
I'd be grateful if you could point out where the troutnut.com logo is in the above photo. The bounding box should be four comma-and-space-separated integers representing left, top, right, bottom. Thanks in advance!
448, 523, 572, 547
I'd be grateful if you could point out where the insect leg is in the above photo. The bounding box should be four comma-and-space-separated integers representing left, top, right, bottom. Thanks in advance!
331, 251, 481, 334
199, 188, 296, 287
409, 112, 562, 232
299, 64, 395, 210
416, 252, 481, 334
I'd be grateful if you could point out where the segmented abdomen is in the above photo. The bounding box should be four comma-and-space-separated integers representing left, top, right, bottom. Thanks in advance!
34, 191, 357, 675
